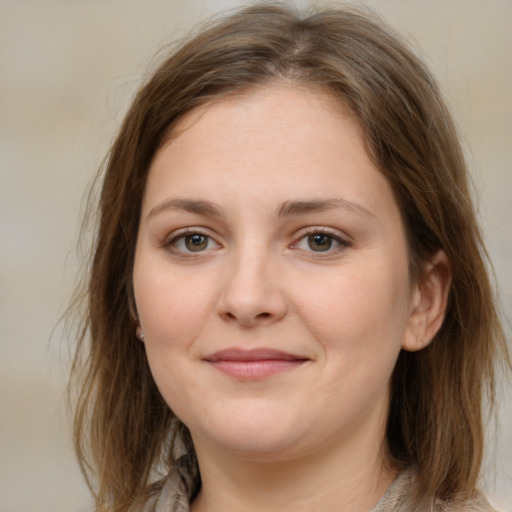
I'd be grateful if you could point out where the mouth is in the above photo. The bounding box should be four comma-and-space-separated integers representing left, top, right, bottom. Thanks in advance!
204, 348, 310, 380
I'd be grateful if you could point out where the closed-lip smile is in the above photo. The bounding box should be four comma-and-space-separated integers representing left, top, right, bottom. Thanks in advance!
204, 348, 310, 380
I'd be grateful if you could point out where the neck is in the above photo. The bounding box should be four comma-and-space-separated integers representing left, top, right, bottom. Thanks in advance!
190, 434, 397, 512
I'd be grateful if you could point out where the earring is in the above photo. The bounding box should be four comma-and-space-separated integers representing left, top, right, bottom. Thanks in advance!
136, 326, 144, 342
139, 332, 145, 341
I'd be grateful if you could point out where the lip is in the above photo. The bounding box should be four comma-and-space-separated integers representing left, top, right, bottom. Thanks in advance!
204, 348, 309, 380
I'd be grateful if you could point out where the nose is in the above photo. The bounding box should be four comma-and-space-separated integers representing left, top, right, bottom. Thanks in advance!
217, 247, 287, 327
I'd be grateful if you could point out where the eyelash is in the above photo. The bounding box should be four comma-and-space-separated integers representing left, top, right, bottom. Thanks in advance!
164, 227, 350, 255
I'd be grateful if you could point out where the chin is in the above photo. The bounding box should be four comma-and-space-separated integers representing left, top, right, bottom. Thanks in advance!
187, 401, 309, 459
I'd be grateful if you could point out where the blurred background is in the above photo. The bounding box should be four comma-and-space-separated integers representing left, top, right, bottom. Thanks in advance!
0, 1, 510, 511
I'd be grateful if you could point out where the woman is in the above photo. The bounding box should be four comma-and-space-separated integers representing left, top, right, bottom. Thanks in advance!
70, 4, 509, 511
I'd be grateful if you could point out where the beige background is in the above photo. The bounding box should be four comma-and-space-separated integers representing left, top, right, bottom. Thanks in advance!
0, 1, 510, 511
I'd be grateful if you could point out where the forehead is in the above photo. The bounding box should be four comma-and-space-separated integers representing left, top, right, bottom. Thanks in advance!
166, 83, 363, 154
143, 85, 397, 224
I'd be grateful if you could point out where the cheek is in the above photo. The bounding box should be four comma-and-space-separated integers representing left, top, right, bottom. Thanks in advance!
293, 259, 411, 358
133, 264, 213, 348
133, 266, 214, 417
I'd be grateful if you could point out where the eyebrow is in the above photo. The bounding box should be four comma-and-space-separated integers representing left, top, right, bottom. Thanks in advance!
147, 197, 374, 220
277, 198, 375, 218
147, 198, 222, 219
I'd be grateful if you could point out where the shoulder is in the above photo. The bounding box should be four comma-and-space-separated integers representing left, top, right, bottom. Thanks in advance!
434, 493, 498, 512
128, 469, 189, 512
129, 455, 199, 512
371, 469, 498, 512
139, 468, 190, 512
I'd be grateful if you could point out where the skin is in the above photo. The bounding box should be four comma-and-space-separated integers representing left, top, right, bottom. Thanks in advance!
133, 85, 450, 512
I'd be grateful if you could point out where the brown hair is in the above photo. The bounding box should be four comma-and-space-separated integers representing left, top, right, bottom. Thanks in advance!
70, 3, 509, 511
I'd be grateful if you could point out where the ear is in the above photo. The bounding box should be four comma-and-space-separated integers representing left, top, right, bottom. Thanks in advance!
402, 250, 452, 352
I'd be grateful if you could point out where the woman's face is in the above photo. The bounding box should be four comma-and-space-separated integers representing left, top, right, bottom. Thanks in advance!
133, 85, 422, 461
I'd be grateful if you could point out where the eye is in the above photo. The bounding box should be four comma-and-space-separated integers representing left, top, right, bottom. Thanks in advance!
293, 230, 349, 253
168, 231, 219, 253
306, 233, 335, 252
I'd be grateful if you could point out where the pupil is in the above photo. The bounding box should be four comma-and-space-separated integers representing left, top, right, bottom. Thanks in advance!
186, 234, 207, 251
308, 234, 332, 251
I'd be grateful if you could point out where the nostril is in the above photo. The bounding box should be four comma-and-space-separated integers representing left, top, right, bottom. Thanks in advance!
222, 310, 272, 323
